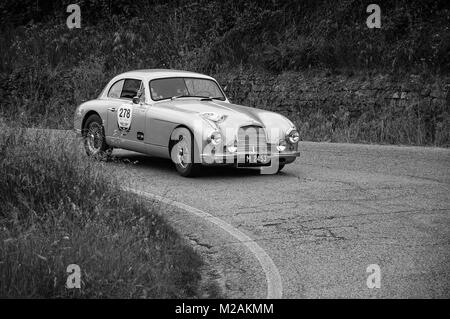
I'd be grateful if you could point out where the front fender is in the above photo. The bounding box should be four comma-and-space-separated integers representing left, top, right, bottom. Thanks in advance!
74, 99, 110, 136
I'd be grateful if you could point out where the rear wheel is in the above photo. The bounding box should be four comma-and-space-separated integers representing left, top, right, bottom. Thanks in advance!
83, 114, 112, 157
170, 127, 200, 177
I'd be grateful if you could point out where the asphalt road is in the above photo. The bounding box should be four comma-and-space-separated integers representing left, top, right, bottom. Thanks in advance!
106, 141, 449, 298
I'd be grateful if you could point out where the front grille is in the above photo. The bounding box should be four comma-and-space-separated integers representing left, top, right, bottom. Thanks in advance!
237, 126, 268, 153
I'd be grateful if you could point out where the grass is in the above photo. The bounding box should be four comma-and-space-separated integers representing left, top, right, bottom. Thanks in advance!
0, 123, 211, 298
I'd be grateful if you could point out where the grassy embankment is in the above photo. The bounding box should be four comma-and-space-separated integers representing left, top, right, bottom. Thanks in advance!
0, 124, 214, 298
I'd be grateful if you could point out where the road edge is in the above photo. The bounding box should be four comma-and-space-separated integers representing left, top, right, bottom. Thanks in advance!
125, 187, 283, 299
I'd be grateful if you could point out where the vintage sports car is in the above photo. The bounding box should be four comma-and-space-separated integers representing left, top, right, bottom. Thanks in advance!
74, 69, 300, 177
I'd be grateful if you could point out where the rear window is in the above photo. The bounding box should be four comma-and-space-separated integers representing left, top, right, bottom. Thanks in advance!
108, 80, 124, 99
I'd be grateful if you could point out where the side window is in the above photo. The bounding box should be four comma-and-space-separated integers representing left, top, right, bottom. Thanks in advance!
108, 80, 124, 99
120, 79, 142, 100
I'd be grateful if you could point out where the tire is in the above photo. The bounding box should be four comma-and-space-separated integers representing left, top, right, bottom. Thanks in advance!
170, 127, 200, 177
83, 114, 112, 157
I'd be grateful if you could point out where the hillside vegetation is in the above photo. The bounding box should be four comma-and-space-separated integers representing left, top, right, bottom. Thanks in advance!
0, 0, 449, 145
0, 124, 211, 298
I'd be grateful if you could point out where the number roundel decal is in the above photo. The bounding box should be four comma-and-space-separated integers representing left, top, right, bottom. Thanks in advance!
117, 104, 133, 131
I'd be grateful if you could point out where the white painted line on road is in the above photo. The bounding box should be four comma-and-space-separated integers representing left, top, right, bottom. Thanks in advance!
125, 187, 283, 299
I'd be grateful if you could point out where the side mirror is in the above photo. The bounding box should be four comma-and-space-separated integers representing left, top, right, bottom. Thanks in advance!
132, 96, 140, 104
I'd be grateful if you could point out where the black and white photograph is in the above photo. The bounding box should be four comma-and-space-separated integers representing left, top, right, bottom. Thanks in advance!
0, 0, 449, 309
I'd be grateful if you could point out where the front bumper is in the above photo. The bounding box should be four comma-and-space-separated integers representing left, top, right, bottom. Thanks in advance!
200, 150, 300, 166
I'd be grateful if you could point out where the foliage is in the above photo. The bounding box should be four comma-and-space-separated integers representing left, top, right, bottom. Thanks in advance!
0, 0, 448, 145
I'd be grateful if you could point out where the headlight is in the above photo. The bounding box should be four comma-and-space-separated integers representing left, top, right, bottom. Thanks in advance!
287, 129, 300, 143
209, 131, 222, 145
276, 140, 286, 151
227, 146, 237, 153
227, 139, 237, 153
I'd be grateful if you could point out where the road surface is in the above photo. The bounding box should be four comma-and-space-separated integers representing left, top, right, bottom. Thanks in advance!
105, 141, 449, 298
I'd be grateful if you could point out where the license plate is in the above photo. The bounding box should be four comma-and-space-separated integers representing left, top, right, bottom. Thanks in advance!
238, 154, 270, 167
246, 154, 267, 164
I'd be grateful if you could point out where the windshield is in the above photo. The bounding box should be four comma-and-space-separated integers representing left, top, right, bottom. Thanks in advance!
149, 77, 225, 101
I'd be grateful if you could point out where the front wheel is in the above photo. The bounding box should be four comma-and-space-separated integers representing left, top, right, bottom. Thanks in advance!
170, 127, 200, 177
83, 114, 112, 157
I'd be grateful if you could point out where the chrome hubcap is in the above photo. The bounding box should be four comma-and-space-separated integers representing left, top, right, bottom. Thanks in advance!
177, 142, 190, 168
86, 123, 102, 154
175, 134, 190, 169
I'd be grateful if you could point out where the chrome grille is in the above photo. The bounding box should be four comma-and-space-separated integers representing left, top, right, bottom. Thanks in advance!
237, 126, 268, 153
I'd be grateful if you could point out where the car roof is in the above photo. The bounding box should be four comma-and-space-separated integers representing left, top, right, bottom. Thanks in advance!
116, 69, 215, 81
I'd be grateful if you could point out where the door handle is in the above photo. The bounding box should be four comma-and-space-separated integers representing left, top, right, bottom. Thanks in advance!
107, 107, 116, 112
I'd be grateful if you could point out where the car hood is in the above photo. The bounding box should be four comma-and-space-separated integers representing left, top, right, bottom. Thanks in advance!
157, 99, 295, 144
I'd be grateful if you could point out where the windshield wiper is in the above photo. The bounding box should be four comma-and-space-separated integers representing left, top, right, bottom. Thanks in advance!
200, 96, 224, 101
170, 95, 225, 101
171, 95, 191, 100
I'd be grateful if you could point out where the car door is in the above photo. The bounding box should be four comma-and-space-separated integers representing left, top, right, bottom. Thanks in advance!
105, 78, 145, 148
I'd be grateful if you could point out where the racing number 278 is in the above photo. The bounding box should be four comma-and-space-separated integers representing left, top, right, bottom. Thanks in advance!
119, 108, 131, 118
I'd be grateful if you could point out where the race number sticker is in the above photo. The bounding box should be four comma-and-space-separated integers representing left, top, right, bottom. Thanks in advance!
117, 104, 133, 131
